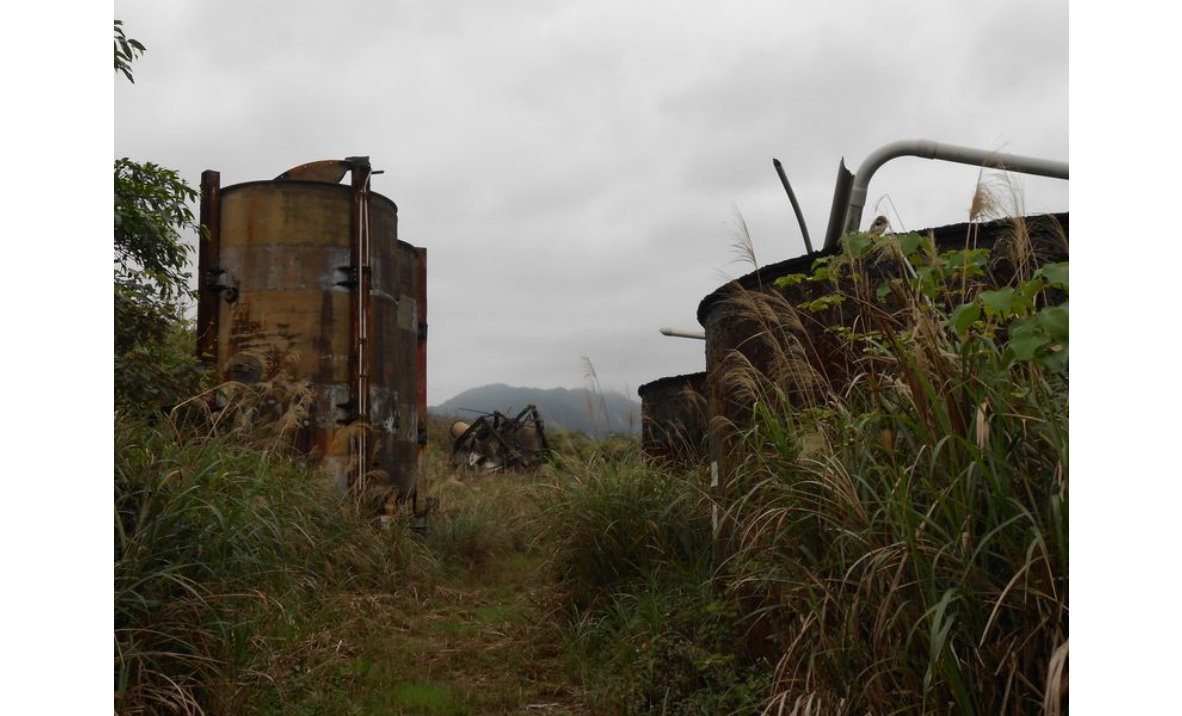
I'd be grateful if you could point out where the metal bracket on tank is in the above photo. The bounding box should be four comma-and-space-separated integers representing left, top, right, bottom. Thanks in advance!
334, 264, 372, 290
335, 399, 360, 425
201, 266, 239, 303
417, 322, 428, 340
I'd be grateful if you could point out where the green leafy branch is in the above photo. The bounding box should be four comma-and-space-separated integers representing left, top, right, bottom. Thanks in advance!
948, 263, 1068, 371
115, 20, 146, 83
114, 158, 198, 302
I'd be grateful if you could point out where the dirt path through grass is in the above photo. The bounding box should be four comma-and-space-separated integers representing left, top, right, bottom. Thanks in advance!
342, 548, 588, 715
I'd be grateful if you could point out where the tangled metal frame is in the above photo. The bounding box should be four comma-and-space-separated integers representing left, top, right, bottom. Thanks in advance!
450, 405, 550, 472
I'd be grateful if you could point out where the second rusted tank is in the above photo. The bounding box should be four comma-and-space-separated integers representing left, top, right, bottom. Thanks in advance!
638, 372, 709, 468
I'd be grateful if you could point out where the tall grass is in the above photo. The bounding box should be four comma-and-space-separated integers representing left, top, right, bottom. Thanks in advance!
540, 445, 774, 713
114, 411, 425, 714
715, 199, 1068, 713
545, 451, 713, 604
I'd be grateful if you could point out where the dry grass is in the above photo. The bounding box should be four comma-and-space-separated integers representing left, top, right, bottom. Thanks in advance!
728, 206, 759, 271
705, 196, 1069, 713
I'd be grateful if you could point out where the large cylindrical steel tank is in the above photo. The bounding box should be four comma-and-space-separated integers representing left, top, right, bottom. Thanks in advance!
697, 213, 1069, 537
196, 159, 426, 501
638, 372, 709, 468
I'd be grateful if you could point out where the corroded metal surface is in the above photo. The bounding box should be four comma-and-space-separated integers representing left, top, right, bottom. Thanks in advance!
196, 170, 222, 361
638, 372, 708, 467
199, 164, 425, 502
413, 248, 429, 512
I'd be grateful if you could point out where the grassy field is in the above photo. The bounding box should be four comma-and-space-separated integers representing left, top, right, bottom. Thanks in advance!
115, 201, 1066, 714
115, 403, 772, 714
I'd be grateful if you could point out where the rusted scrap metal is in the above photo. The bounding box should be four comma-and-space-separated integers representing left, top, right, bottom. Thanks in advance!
450, 405, 549, 472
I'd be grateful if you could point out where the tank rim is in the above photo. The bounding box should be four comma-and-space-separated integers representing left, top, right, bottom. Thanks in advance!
695, 212, 1068, 326
638, 371, 707, 398
219, 179, 400, 215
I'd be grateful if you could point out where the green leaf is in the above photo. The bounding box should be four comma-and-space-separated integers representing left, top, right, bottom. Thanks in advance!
1037, 304, 1069, 344
979, 288, 1015, 319
843, 233, 873, 259
1007, 317, 1050, 360
949, 302, 981, 339
1042, 346, 1069, 372
914, 266, 940, 299
1008, 280, 1040, 317
944, 248, 990, 270
799, 294, 845, 313
1014, 278, 1042, 308
1009, 331, 1051, 361
774, 273, 808, 289
1036, 262, 1069, 290
897, 232, 923, 257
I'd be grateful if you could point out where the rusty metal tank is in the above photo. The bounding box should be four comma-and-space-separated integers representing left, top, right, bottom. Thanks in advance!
638, 372, 708, 467
697, 213, 1069, 532
196, 158, 427, 501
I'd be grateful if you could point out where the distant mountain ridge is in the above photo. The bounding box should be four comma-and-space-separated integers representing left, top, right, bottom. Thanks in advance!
430, 384, 641, 438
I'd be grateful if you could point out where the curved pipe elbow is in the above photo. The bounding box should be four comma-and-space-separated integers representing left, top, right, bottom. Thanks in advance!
838, 139, 1069, 242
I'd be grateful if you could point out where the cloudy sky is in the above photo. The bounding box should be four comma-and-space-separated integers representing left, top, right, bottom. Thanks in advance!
113, 0, 1068, 405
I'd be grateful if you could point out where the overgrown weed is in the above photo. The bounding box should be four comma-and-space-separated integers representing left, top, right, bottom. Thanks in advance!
540, 447, 772, 712
114, 411, 428, 714
714, 190, 1068, 713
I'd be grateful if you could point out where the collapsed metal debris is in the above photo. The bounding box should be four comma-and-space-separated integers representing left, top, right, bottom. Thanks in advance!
449, 405, 549, 472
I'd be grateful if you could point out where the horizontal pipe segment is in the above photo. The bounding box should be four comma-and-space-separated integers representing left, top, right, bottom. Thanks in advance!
838, 139, 1069, 244
660, 327, 706, 340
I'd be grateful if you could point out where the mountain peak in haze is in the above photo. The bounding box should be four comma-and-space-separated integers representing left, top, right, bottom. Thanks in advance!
430, 384, 641, 438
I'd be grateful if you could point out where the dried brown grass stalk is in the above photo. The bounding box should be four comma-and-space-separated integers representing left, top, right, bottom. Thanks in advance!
729, 207, 758, 269
717, 288, 830, 413
167, 346, 315, 452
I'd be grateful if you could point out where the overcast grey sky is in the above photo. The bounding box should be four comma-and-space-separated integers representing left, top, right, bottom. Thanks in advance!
113, 0, 1068, 405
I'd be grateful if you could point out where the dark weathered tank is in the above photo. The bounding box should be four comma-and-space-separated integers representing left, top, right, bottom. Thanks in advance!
697, 213, 1069, 517
638, 372, 708, 467
196, 158, 427, 503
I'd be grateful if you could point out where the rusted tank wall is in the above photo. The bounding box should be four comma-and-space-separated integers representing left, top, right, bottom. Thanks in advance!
199, 170, 425, 500
365, 195, 422, 496
638, 372, 708, 467
698, 213, 1069, 536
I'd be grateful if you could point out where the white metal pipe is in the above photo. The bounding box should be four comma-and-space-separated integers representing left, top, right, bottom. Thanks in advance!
841, 139, 1069, 238
660, 327, 706, 340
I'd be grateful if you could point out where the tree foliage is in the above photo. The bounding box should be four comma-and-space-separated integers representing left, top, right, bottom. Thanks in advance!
114, 20, 145, 83
114, 20, 204, 411
114, 158, 197, 301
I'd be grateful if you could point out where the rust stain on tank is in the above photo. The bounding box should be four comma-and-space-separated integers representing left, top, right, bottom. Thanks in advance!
314, 292, 336, 383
